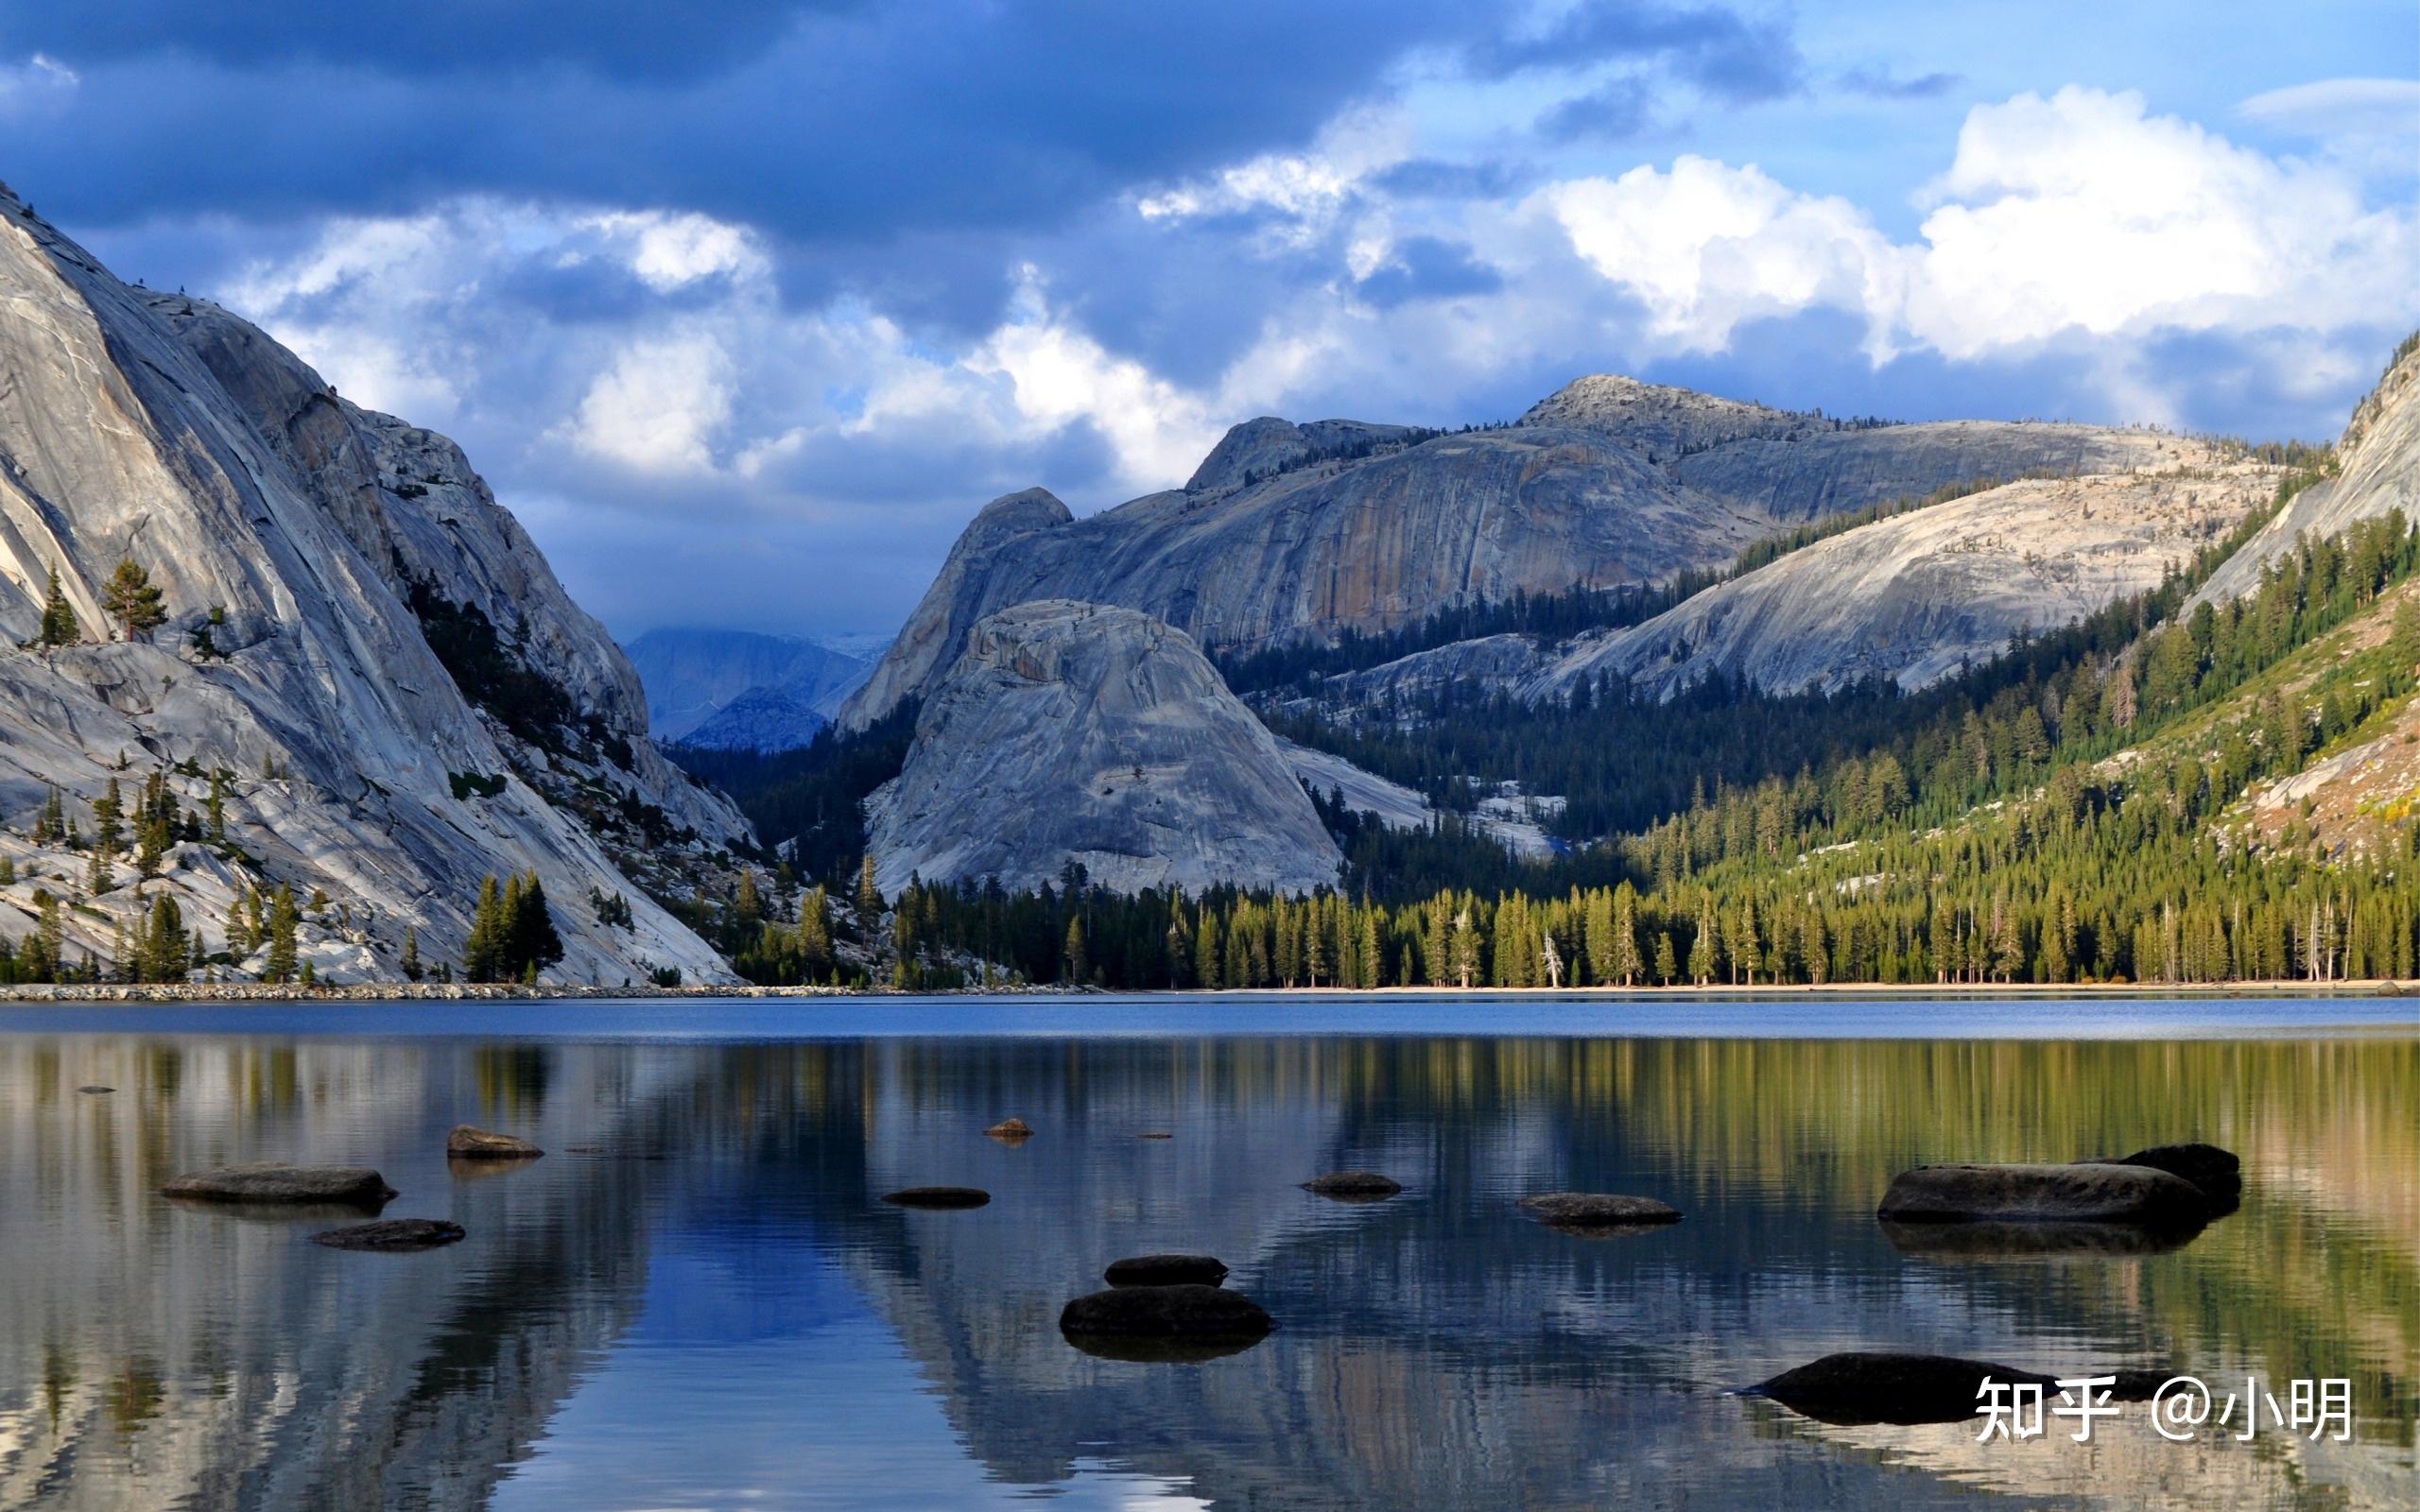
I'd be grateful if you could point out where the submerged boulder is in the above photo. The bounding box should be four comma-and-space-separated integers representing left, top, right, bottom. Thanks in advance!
447, 1125, 544, 1160
311, 1218, 466, 1252
77, 1085, 114, 1094
881, 1186, 992, 1210
1519, 1193, 1682, 1229
1302, 1171, 1401, 1199
1060, 1283, 1270, 1341
162, 1164, 397, 1207
985, 1118, 1035, 1142
1105, 1254, 1228, 1288
2105, 1143, 2241, 1214
1876, 1163, 2209, 1228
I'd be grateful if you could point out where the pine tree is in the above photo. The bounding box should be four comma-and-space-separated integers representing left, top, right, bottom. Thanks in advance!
101, 558, 167, 643
37, 565, 78, 647
855, 855, 883, 936
464, 875, 504, 982
264, 885, 299, 983
1654, 931, 1678, 986
400, 925, 423, 982
141, 895, 187, 984
93, 778, 124, 858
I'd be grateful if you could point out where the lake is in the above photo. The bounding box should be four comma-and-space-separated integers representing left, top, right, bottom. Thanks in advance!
0, 996, 2412, 1509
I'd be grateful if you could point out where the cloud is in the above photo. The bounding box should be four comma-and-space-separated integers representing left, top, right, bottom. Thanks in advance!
1538, 77, 1659, 141
1835, 66, 1959, 100
2238, 77, 2420, 138
1529, 87, 2416, 366
1468, 1, 1802, 101
0, 51, 78, 116
566, 334, 735, 474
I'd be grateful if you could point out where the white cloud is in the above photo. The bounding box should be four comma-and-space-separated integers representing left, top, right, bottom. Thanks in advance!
565, 333, 735, 474
1134, 106, 1413, 251
2238, 77, 2420, 138
577, 210, 769, 290
1536, 157, 1902, 355
1526, 87, 2417, 365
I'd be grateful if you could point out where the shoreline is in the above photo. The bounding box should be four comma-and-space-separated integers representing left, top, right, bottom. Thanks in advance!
0, 979, 2411, 1005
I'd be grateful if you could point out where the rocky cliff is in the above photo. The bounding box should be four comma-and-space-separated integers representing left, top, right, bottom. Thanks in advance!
2192, 338, 2420, 607
865, 601, 1340, 896
842, 377, 2174, 727
0, 182, 745, 984
1527, 446, 2276, 700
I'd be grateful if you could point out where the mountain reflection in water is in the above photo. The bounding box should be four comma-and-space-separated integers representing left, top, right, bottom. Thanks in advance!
0, 1000, 2411, 1510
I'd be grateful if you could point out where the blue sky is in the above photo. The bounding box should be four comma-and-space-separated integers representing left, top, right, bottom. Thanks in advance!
3, 2, 2413, 639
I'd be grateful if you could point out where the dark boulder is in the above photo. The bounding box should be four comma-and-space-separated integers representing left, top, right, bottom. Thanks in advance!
310, 1218, 466, 1252
1301, 1170, 1400, 1199
1876, 1162, 2209, 1228
881, 1186, 991, 1209
1519, 1193, 1682, 1229
1063, 1332, 1267, 1364
162, 1164, 396, 1208
985, 1117, 1035, 1141
2106, 1143, 2241, 1214
1137, 1131, 1173, 1140
77, 1085, 114, 1094
1105, 1254, 1228, 1287
447, 1125, 544, 1160
1749, 1352, 2053, 1426
1060, 1283, 1271, 1344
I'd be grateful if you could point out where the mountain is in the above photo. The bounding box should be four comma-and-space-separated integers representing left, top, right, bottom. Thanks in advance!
865, 601, 1340, 896
841, 379, 2174, 728
1526, 448, 2275, 702
0, 181, 745, 985
2192, 338, 2419, 607
623, 627, 872, 746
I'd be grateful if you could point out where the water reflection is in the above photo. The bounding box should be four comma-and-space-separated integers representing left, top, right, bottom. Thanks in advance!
0, 1015, 2410, 1509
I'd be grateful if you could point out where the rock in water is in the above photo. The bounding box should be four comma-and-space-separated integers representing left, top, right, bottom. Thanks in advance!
1750, 1353, 2053, 1426
1302, 1171, 1401, 1199
1060, 1284, 1270, 1340
984, 1118, 1035, 1142
162, 1164, 398, 1207
447, 1125, 544, 1160
1105, 1254, 1229, 1288
2109, 1143, 2241, 1209
864, 602, 1341, 895
0, 182, 747, 988
1518, 1193, 1683, 1228
1876, 1163, 2209, 1228
880, 1187, 991, 1210
310, 1218, 466, 1252
77, 1085, 114, 1094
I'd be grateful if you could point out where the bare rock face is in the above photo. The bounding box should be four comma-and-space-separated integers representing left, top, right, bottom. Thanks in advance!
0, 181, 742, 985
1528, 453, 2272, 702
844, 378, 2182, 728
865, 602, 1341, 896
2194, 338, 2420, 606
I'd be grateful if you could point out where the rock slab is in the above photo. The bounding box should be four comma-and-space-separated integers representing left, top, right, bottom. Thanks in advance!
1876, 1162, 2209, 1228
163, 1163, 398, 1206
1519, 1193, 1683, 1228
1302, 1171, 1401, 1198
1105, 1254, 1229, 1288
447, 1125, 544, 1160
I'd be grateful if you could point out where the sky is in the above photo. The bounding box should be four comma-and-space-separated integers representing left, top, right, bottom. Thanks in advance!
2, 2, 2414, 642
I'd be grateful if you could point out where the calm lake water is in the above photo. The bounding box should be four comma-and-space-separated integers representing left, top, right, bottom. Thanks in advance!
0, 996, 2412, 1510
